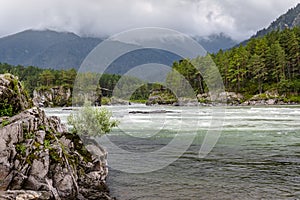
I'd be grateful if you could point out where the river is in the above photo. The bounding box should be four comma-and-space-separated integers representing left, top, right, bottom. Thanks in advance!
44, 105, 300, 200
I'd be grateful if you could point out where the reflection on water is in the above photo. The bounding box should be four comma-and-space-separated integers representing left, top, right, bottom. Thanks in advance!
44, 105, 300, 200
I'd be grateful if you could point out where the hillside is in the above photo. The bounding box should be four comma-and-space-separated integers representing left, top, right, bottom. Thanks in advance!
194, 33, 237, 52
255, 3, 300, 37
0, 30, 102, 69
241, 3, 300, 45
0, 30, 236, 71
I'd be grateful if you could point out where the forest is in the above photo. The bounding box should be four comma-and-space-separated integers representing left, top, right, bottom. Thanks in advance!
170, 27, 300, 101
0, 27, 299, 104
215, 27, 299, 96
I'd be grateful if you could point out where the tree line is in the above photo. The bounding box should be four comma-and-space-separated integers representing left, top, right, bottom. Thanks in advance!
0, 64, 151, 101
0, 64, 77, 95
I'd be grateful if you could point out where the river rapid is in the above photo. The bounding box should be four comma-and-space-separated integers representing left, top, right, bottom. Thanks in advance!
44, 105, 300, 200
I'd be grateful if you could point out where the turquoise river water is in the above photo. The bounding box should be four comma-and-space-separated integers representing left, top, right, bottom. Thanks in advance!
45, 105, 300, 200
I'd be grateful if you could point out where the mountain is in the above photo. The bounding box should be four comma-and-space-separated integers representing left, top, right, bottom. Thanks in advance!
255, 3, 300, 37
194, 33, 237, 53
0, 30, 102, 69
241, 3, 300, 45
0, 29, 236, 72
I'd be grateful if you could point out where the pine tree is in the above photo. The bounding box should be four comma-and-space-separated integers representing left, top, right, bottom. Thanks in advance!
249, 54, 267, 94
267, 41, 286, 84
39, 70, 55, 86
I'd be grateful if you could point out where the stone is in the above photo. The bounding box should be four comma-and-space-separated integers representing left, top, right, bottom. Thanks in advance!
110, 97, 130, 105
0, 107, 112, 199
0, 74, 113, 200
197, 92, 245, 106
0, 190, 51, 200
265, 90, 279, 98
36, 130, 46, 144
267, 99, 277, 105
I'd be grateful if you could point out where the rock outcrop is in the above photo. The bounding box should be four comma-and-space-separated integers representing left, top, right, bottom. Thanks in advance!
146, 90, 177, 106
241, 90, 287, 106
145, 89, 298, 106
146, 90, 244, 106
0, 74, 31, 116
0, 107, 112, 200
33, 86, 72, 107
34, 86, 105, 107
197, 92, 244, 105
0, 74, 113, 200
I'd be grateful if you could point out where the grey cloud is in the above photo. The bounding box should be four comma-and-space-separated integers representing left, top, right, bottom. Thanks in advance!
0, 0, 298, 41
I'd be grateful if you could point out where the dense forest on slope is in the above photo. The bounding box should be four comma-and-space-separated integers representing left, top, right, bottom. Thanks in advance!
0, 27, 299, 104
215, 27, 300, 96
171, 27, 300, 101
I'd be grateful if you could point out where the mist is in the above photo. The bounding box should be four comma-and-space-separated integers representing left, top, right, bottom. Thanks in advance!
0, 0, 299, 41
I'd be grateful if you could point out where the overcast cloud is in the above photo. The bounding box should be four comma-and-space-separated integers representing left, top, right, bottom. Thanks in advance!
0, 0, 299, 41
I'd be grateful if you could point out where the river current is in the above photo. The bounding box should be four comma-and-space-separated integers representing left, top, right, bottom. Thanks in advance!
44, 105, 300, 200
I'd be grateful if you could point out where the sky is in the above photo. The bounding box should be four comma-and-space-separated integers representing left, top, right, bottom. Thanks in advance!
0, 0, 299, 41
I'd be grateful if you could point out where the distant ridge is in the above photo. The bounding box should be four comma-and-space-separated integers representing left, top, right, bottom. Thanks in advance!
0, 30, 102, 70
255, 3, 300, 37
194, 33, 237, 52
0, 29, 236, 71
240, 3, 300, 45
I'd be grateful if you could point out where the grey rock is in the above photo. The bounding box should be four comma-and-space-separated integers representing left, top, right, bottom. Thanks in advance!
35, 130, 46, 144
0, 74, 113, 200
33, 86, 72, 107
197, 92, 244, 105
110, 97, 130, 105
0, 190, 51, 200
0, 107, 112, 199
266, 99, 277, 105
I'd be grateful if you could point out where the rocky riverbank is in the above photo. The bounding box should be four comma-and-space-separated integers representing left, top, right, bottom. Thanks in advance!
32, 87, 131, 108
33, 86, 72, 107
146, 90, 299, 106
0, 74, 113, 200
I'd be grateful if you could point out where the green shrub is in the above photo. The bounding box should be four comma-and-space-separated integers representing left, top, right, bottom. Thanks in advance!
67, 102, 119, 137
24, 131, 35, 139
16, 143, 27, 156
289, 96, 300, 103
283, 95, 300, 103
0, 101, 13, 117
101, 97, 111, 105
36, 85, 51, 92
1, 119, 10, 127
44, 140, 51, 149
130, 99, 148, 104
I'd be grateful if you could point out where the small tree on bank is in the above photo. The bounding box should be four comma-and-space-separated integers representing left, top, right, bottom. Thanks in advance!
67, 102, 119, 137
